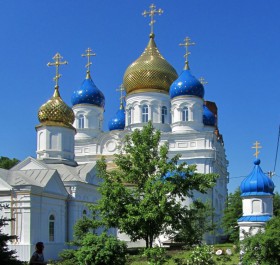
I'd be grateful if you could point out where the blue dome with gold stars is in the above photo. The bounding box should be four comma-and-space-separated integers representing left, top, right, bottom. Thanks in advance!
240, 159, 275, 196
108, 106, 125, 131
71, 72, 105, 107
169, 70, 204, 99
203, 105, 216, 126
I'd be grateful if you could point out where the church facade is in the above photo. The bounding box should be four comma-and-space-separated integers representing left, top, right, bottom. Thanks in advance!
0, 5, 228, 262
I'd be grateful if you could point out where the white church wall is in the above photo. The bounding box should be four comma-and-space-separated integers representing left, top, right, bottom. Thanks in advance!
29, 194, 67, 260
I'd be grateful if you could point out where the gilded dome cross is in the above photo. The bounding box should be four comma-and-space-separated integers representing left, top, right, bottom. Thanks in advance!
116, 84, 125, 109
252, 141, 262, 159
82, 47, 96, 74
179, 37, 195, 70
47, 53, 68, 88
142, 4, 163, 36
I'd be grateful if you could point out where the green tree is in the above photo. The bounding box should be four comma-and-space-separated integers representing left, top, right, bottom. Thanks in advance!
0, 157, 19, 170
0, 204, 23, 265
241, 216, 280, 265
174, 200, 215, 246
222, 189, 242, 242
273, 192, 280, 216
94, 122, 217, 248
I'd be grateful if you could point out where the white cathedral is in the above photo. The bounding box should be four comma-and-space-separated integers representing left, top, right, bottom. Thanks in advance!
0, 5, 228, 262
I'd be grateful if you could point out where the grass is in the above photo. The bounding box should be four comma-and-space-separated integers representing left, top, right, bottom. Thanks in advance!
126, 244, 240, 265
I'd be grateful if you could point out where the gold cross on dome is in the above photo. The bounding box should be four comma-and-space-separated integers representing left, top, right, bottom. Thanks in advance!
82, 47, 96, 73
179, 37, 195, 70
252, 141, 262, 158
47, 53, 68, 87
199, 77, 208, 86
142, 4, 163, 36
116, 84, 125, 109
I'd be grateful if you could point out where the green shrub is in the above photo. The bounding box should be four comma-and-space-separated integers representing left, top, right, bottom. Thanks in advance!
186, 245, 216, 265
143, 247, 167, 265
75, 232, 127, 265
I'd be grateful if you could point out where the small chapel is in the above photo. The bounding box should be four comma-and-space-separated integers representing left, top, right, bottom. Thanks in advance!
238, 142, 275, 240
0, 4, 228, 261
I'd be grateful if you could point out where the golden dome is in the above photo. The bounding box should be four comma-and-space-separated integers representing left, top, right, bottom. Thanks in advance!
123, 34, 178, 95
38, 86, 75, 128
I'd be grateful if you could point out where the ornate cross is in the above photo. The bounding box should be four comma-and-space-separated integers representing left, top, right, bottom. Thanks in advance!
82, 47, 96, 73
252, 141, 262, 158
179, 37, 195, 70
142, 4, 163, 36
47, 53, 68, 87
116, 84, 125, 109
199, 77, 208, 86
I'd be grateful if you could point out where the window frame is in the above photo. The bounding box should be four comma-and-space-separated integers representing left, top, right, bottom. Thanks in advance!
127, 108, 132, 125
182, 107, 189, 122
161, 106, 167, 124
142, 105, 148, 123
78, 114, 85, 129
49, 214, 55, 242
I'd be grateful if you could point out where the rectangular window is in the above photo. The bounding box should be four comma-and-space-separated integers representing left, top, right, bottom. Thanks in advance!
128, 109, 131, 125
161, 106, 167, 124
49, 215, 55, 242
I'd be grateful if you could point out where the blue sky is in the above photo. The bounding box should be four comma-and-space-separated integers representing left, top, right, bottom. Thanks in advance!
1, 0, 280, 193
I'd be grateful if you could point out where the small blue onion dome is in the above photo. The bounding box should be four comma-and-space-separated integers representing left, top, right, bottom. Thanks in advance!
169, 70, 204, 99
71, 72, 105, 108
240, 159, 275, 196
203, 105, 216, 126
108, 105, 125, 131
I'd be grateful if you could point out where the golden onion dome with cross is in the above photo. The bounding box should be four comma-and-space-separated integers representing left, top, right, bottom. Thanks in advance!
37, 53, 75, 128
123, 4, 178, 95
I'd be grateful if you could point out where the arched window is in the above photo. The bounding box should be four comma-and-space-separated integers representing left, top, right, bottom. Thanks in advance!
49, 215, 55, 242
142, 105, 148, 123
82, 210, 87, 219
182, 107, 188, 122
161, 106, 167, 124
127, 108, 132, 125
78, 114, 85, 129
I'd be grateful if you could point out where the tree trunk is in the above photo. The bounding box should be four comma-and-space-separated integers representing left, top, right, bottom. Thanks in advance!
149, 234, 153, 248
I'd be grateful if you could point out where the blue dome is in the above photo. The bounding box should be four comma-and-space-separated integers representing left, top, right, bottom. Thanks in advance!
71, 74, 105, 107
108, 107, 125, 131
203, 105, 216, 126
169, 70, 204, 99
240, 159, 275, 196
